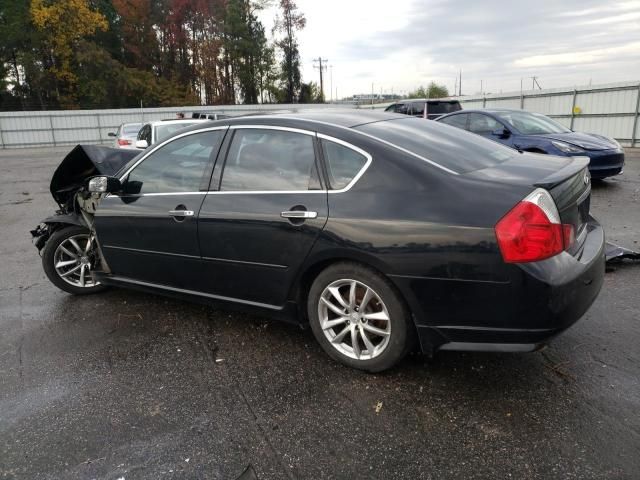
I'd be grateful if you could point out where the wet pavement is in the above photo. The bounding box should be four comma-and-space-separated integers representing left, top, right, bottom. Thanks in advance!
1, 147, 639, 479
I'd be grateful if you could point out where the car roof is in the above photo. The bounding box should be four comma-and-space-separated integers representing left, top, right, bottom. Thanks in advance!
442, 108, 527, 115
391, 98, 460, 103
146, 119, 211, 127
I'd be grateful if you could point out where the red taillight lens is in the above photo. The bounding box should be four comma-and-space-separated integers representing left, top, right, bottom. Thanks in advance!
117, 139, 131, 146
495, 189, 574, 263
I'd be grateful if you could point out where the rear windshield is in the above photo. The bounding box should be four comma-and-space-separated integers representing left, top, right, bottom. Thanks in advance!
356, 117, 517, 174
122, 123, 142, 135
428, 101, 461, 115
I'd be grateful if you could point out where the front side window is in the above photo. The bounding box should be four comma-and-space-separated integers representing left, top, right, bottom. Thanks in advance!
468, 114, 502, 134
125, 130, 223, 194
220, 129, 318, 191
321, 139, 368, 190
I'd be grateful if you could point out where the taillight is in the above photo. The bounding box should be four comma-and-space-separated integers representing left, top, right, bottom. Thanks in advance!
495, 188, 575, 263
118, 139, 131, 146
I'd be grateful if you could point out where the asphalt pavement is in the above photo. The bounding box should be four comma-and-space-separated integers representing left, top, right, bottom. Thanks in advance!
1, 146, 639, 479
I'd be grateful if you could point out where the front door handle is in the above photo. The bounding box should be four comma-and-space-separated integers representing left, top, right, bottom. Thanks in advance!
281, 210, 318, 219
169, 209, 194, 216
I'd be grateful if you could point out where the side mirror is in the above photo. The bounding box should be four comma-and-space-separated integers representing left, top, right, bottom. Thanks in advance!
88, 176, 122, 194
107, 132, 117, 137
492, 128, 510, 138
135, 139, 149, 149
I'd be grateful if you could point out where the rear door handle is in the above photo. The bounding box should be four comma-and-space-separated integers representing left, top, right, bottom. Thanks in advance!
281, 210, 318, 219
169, 210, 194, 216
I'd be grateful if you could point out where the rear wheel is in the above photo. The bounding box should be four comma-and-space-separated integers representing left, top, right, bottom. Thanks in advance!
42, 225, 107, 295
307, 263, 414, 372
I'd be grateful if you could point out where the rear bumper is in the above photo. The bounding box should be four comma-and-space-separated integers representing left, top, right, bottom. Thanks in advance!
584, 149, 624, 179
400, 218, 605, 354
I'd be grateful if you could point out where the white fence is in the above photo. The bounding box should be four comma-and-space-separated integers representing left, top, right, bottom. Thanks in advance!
1, 80, 639, 148
451, 81, 640, 147
0, 104, 342, 149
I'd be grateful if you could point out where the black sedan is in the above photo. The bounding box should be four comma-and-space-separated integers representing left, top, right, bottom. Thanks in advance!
32, 111, 605, 372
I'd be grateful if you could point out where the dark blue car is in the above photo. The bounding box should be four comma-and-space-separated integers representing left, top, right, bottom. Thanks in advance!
436, 108, 624, 179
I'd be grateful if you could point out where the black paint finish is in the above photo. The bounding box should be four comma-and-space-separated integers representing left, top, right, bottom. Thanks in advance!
91, 111, 605, 353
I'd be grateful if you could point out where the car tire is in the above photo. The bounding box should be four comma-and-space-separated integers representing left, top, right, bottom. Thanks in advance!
307, 262, 414, 372
42, 225, 107, 295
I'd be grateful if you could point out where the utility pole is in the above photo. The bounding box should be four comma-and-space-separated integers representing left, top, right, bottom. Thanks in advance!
313, 57, 328, 102
329, 65, 333, 103
459, 70, 462, 96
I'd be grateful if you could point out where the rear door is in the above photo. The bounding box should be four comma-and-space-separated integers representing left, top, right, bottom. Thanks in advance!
197, 126, 328, 307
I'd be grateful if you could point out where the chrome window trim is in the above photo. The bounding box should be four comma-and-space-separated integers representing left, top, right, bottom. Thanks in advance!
205, 190, 327, 195
317, 133, 372, 193
229, 124, 316, 136
275, 116, 459, 175
116, 123, 376, 197
118, 125, 230, 182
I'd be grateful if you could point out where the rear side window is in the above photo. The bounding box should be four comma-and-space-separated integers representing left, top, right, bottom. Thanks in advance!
439, 114, 468, 129
221, 129, 318, 191
428, 101, 462, 115
356, 118, 517, 174
409, 102, 425, 116
321, 139, 368, 189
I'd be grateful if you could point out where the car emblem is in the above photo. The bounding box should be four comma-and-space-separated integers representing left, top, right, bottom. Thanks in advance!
584, 171, 590, 185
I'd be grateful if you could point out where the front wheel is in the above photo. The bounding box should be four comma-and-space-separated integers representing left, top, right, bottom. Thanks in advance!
307, 263, 414, 372
42, 225, 107, 295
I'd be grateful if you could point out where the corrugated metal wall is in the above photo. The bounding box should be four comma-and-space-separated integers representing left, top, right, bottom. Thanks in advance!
0, 104, 341, 149
1, 81, 639, 148
453, 81, 640, 147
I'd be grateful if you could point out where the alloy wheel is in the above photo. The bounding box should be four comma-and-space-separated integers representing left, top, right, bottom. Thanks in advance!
318, 279, 391, 360
53, 234, 100, 288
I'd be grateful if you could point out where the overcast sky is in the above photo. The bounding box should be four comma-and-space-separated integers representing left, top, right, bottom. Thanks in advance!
258, 0, 640, 98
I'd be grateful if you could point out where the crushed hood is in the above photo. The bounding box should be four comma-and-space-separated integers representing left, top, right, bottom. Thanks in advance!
50, 145, 139, 206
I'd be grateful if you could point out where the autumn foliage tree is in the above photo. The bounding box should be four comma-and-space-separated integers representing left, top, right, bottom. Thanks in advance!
1, 0, 309, 110
273, 0, 305, 103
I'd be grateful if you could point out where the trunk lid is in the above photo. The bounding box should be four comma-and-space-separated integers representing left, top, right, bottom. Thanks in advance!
467, 153, 592, 252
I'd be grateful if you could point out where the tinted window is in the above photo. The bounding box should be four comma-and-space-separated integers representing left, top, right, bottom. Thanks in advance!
468, 114, 502, 134
495, 111, 571, 135
126, 131, 223, 194
221, 129, 317, 191
409, 102, 425, 116
394, 103, 407, 114
439, 114, 468, 129
357, 118, 517, 174
138, 125, 151, 143
428, 101, 462, 115
321, 139, 368, 189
